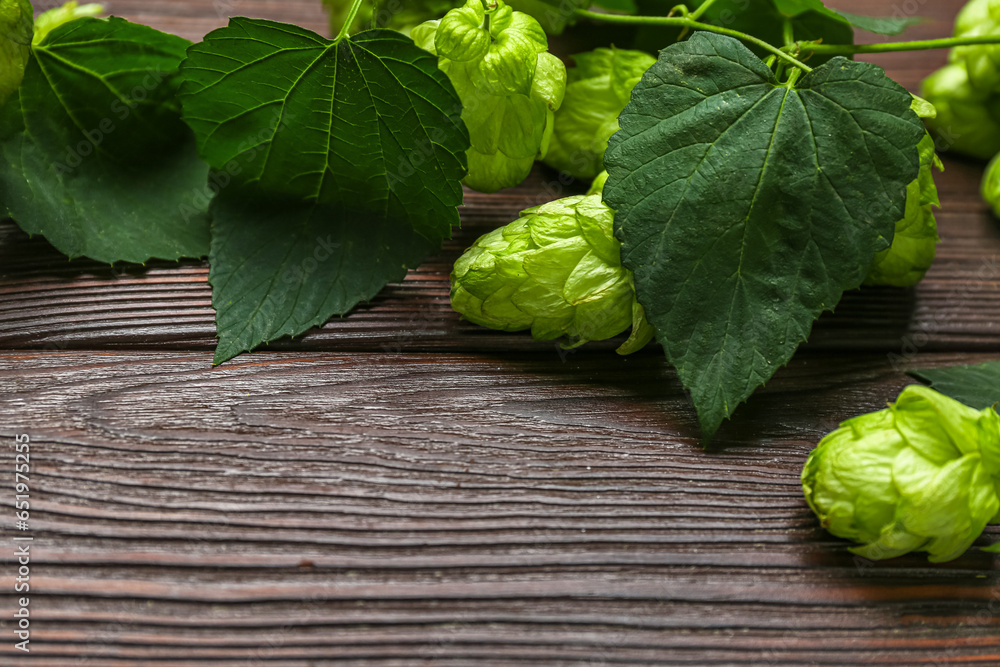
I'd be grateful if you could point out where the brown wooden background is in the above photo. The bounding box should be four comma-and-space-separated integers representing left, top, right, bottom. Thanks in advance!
2, 0, 1000, 664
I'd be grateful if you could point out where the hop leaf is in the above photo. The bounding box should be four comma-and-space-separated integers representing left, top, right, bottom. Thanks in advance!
180, 18, 469, 364
0, 17, 211, 263
451, 194, 654, 353
604, 32, 925, 438
413, 0, 566, 192
802, 385, 1000, 563
506, 0, 590, 34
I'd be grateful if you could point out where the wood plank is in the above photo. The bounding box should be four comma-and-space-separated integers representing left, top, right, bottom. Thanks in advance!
3, 0, 999, 665
1, 350, 999, 664
3, 158, 999, 356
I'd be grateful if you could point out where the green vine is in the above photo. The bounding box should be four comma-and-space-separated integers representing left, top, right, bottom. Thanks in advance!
573, 8, 814, 72
574, 8, 1000, 73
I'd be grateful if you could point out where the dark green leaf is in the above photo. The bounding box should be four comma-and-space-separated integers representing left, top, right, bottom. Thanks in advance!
773, 0, 921, 36
604, 33, 924, 438
909, 362, 1000, 412
507, 0, 590, 34
592, 0, 637, 13
180, 19, 468, 363
0, 17, 211, 263
831, 11, 921, 36
208, 187, 437, 365
709, 0, 853, 60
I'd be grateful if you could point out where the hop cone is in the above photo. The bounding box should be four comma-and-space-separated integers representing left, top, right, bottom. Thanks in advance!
0, 0, 32, 106
922, 63, 1000, 160
32, 1, 104, 45
982, 150, 1000, 217
412, 0, 566, 192
451, 194, 654, 353
950, 0, 1000, 93
543, 47, 655, 181
802, 385, 1000, 563
864, 133, 941, 288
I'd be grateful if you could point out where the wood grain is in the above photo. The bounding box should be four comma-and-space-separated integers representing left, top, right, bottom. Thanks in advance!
1, 350, 1000, 665
4, 157, 1000, 356
2, 0, 1000, 665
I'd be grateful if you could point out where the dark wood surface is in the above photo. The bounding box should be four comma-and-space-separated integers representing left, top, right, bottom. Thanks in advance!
2, 0, 999, 664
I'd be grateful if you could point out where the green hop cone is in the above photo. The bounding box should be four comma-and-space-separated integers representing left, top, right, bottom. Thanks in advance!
451, 194, 655, 353
950, 0, 1000, 93
982, 151, 1000, 217
322, 0, 458, 36
543, 47, 655, 182
864, 133, 942, 288
32, 1, 104, 45
922, 63, 1000, 160
0, 0, 32, 106
802, 385, 1000, 563
413, 0, 567, 193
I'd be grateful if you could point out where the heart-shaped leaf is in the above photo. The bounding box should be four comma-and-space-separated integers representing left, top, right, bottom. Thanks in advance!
180, 19, 469, 363
604, 33, 925, 438
0, 17, 211, 263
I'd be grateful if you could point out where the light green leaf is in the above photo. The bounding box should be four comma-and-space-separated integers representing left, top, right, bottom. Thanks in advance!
0, 17, 210, 263
910, 361, 1000, 412
604, 33, 924, 438
180, 19, 468, 363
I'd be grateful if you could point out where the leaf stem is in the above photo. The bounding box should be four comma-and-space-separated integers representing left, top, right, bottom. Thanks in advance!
790, 34, 1000, 56
573, 8, 813, 72
782, 18, 794, 48
686, 0, 721, 22
335, 0, 366, 42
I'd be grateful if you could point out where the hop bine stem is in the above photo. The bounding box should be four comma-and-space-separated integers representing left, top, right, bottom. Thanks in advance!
334, 0, 367, 41
789, 34, 1000, 56
572, 9, 813, 73
686, 0, 720, 22
574, 10, 1000, 69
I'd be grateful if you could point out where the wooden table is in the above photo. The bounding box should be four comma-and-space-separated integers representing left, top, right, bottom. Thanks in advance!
1, 0, 998, 664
